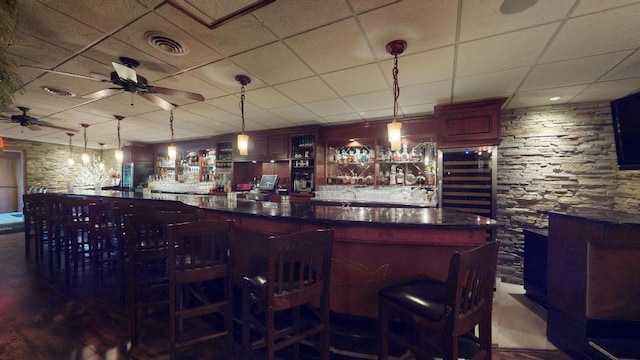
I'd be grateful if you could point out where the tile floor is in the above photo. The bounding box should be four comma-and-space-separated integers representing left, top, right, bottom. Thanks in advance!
0, 231, 571, 359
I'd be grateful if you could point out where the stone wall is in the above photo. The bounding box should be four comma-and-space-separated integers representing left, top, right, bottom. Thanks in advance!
1, 137, 120, 192
496, 101, 640, 284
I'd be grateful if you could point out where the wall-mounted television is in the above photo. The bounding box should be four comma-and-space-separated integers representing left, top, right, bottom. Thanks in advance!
258, 174, 278, 191
610, 92, 640, 170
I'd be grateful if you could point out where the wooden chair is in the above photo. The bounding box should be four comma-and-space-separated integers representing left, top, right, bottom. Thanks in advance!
88, 201, 120, 293
241, 228, 334, 360
378, 241, 500, 360
166, 219, 235, 360
124, 210, 198, 345
61, 197, 95, 283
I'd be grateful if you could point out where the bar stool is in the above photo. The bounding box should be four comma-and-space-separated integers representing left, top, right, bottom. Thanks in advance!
166, 219, 235, 360
378, 241, 500, 360
61, 197, 95, 283
241, 228, 334, 360
124, 210, 199, 345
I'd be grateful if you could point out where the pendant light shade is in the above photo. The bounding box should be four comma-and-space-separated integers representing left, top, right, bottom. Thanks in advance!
114, 115, 124, 163
236, 74, 251, 156
66, 132, 75, 166
81, 123, 90, 164
386, 40, 407, 151
168, 109, 177, 161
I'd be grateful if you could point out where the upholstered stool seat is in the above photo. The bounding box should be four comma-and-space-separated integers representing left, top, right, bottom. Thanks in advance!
378, 276, 446, 322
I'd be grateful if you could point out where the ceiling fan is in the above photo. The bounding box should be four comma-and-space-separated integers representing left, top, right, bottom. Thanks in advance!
0, 107, 78, 132
23, 57, 205, 111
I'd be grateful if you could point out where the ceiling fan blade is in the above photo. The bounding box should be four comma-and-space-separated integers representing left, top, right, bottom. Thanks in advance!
149, 86, 205, 102
27, 124, 42, 131
82, 88, 123, 99
20, 65, 108, 82
34, 120, 78, 133
112, 62, 137, 84
140, 93, 177, 111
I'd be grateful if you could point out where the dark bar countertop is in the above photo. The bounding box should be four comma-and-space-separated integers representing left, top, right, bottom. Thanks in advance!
540, 208, 640, 226
72, 190, 499, 229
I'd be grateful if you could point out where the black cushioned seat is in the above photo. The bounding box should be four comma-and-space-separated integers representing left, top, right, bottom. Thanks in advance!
378, 276, 446, 322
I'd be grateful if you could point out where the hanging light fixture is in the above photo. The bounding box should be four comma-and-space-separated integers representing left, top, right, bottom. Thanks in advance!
167, 109, 177, 161
0, 136, 4, 149
81, 123, 90, 164
386, 39, 407, 151
98, 142, 105, 170
235, 75, 251, 156
66, 132, 75, 166
114, 115, 124, 163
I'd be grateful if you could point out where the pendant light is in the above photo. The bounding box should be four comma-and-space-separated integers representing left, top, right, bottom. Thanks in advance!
98, 142, 105, 170
66, 132, 75, 166
81, 123, 90, 164
0, 136, 4, 149
114, 115, 124, 163
167, 109, 177, 161
386, 39, 407, 151
236, 74, 251, 156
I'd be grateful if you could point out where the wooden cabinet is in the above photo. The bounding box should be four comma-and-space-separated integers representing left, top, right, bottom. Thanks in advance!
268, 134, 288, 159
435, 97, 507, 148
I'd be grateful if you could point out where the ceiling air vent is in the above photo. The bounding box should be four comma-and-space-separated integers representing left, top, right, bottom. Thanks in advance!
144, 31, 189, 56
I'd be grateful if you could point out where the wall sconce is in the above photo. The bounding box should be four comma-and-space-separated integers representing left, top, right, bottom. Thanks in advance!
168, 109, 177, 161
386, 39, 407, 151
114, 115, 124, 163
81, 123, 90, 164
66, 132, 75, 166
236, 74, 251, 156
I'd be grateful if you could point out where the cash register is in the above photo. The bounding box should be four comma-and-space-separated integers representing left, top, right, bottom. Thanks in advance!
244, 174, 278, 201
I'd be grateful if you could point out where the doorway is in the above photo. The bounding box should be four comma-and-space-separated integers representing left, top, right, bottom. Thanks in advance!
0, 150, 25, 213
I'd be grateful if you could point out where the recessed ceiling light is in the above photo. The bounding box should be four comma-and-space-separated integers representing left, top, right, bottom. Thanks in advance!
40, 86, 75, 97
500, 0, 538, 14
549, 96, 562, 101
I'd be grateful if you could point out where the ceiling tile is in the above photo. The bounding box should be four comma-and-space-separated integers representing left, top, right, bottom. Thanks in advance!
155, 3, 277, 57
268, 105, 321, 122
112, 12, 223, 69
285, 18, 374, 74
349, 0, 398, 14
459, 0, 573, 42
600, 51, 640, 81
274, 77, 338, 103
381, 46, 455, 87
254, 0, 352, 38
359, 0, 458, 57
321, 63, 387, 97
189, 59, 263, 93
303, 98, 355, 117
244, 87, 296, 109
457, 24, 559, 77
571, 0, 640, 17
573, 78, 640, 103
399, 80, 453, 108
36, 0, 150, 33
343, 90, 390, 112
231, 42, 314, 84
454, 67, 529, 101
9, 34, 75, 70
541, 3, 640, 62
151, 72, 228, 101
521, 51, 633, 91
506, 85, 588, 109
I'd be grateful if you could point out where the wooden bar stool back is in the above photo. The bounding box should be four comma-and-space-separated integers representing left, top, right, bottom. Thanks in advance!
241, 228, 334, 360
378, 241, 500, 360
166, 219, 235, 360
124, 210, 198, 345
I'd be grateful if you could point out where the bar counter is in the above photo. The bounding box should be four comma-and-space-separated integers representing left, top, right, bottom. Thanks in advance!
72, 190, 498, 318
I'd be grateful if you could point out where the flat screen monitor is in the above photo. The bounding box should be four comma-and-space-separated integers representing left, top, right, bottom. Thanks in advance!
610, 92, 640, 170
258, 174, 278, 192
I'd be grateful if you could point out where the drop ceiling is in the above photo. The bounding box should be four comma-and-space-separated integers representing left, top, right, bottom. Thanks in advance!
2, 0, 640, 150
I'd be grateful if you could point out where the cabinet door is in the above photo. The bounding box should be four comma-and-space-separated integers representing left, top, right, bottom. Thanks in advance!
435, 98, 506, 147
268, 135, 288, 159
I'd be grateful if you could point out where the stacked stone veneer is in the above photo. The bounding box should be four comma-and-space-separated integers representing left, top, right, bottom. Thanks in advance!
1, 137, 119, 192
496, 101, 640, 284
